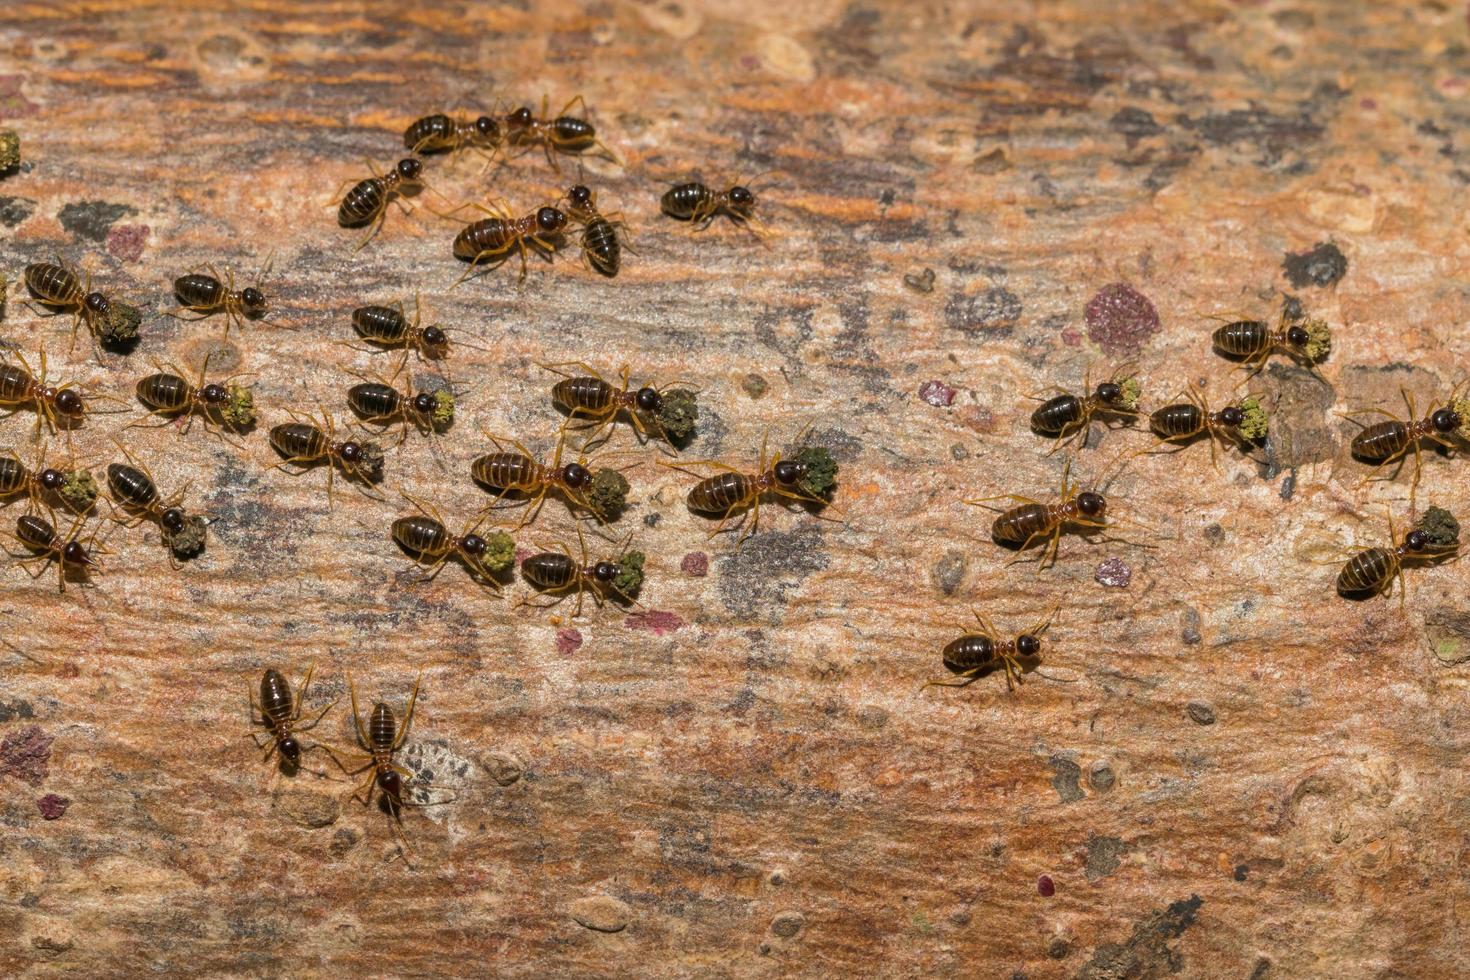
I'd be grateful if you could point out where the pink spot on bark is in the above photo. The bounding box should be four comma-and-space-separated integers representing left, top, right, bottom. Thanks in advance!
0, 76, 40, 118
625, 611, 685, 635
1037, 875, 1055, 897
680, 552, 708, 577
1061, 327, 1082, 347
556, 628, 583, 656
515, 547, 534, 564
1, 725, 53, 787
919, 380, 956, 407
1085, 283, 1160, 357
37, 794, 69, 820
105, 224, 149, 262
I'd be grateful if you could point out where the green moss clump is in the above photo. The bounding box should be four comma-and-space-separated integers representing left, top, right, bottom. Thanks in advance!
0, 130, 18, 172
99, 301, 142, 343
1416, 507, 1460, 549
586, 468, 630, 519
166, 514, 208, 559
430, 389, 455, 428
1302, 317, 1332, 363
1452, 398, 1470, 439
1116, 377, 1142, 412
793, 446, 839, 500
60, 470, 98, 511
480, 529, 515, 573
656, 389, 698, 441
222, 383, 255, 427
1238, 396, 1269, 441
613, 550, 645, 598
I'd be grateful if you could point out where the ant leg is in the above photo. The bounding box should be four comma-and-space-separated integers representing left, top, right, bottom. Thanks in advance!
921, 669, 986, 691
394, 671, 423, 751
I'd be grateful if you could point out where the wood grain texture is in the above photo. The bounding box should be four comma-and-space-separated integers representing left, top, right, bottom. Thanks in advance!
3, 1, 1470, 977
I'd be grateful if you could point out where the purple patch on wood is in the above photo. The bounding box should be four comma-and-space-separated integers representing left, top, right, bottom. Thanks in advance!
0, 725, 53, 787
681, 552, 709, 577
37, 793, 69, 820
0, 76, 40, 118
105, 224, 149, 262
918, 380, 956, 407
1061, 327, 1082, 347
1085, 283, 1160, 357
514, 547, 533, 564
1095, 557, 1132, 588
556, 628, 583, 657
1037, 875, 1056, 897
625, 611, 686, 636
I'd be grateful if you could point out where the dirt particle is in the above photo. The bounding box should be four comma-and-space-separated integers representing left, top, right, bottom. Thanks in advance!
681, 552, 709, 577
37, 793, 69, 819
1049, 756, 1083, 803
1111, 106, 1162, 147
57, 200, 137, 242
1186, 701, 1216, 726
0, 725, 53, 786
903, 268, 936, 293
1076, 894, 1203, 979
329, 827, 360, 856
856, 705, 889, 730
624, 611, 685, 635
1089, 762, 1115, 793
919, 379, 956, 407
556, 628, 583, 656
1085, 835, 1128, 881
1283, 241, 1347, 288
274, 786, 340, 828
1048, 938, 1070, 959
931, 550, 966, 595
972, 147, 1010, 173
945, 286, 1022, 337
1094, 557, 1131, 587
105, 223, 149, 261
741, 374, 768, 399
571, 894, 631, 933
481, 751, 525, 786
1234, 863, 1249, 882
770, 911, 805, 938
1085, 283, 1160, 357
1180, 607, 1202, 645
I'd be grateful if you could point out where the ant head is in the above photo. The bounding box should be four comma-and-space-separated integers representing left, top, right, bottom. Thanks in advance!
201, 382, 228, 404
39, 468, 65, 491
460, 533, 486, 557
54, 389, 85, 418
474, 115, 498, 137
1016, 633, 1042, 657
338, 441, 363, 464
240, 287, 266, 314
412, 392, 436, 415
1219, 405, 1245, 427
161, 508, 186, 533
562, 462, 591, 488
421, 325, 447, 350
592, 560, 619, 582
396, 157, 423, 181
508, 106, 533, 126
729, 185, 755, 208
84, 292, 109, 314
537, 206, 568, 233
278, 736, 302, 765
1405, 529, 1429, 552
773, 459, 803, 485
567, 185, 593, 208
1286, 324, 1310, 347
61, 540, 93, 567
635, 387, 661, 412
1096, 381, 1121, 403
379, 767, 403, 801
1077, 491, 1106, 518
1432, 408, 1460, 433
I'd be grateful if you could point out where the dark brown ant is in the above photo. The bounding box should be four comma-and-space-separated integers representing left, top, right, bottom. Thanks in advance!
660, 176, 767, 234
1342, 383, 1469, 501
1207, 307, 1331, 381
1136, 386, 1268, 472
267, 407, 385, 507
172, 255, 273, 337
519, 524, 644, 619
403, 111, 503, 163
104, 441, 206, 566
470, 431, 635, 529
563, 185, 631, 278
1309, 509, 1460, 614
0, 346, 121, 441
347, 293, 490, 365
1028, 363, 1140, 454
503, 95, 618, 169
541, 361, 698, 452
660, 427, 842, 544
130, 351, 255, 444
343, 671, 453, 865
23, 259, 133, 353
0, 442, 97, 516
247, 664, 340, 775
923, 607, 1059, 693
344, 356, 456, 450
438, 197, 570, 282
5, 511, 110, 593
331, 157, 424, 250
389, 491, 513, 592
965, 456, 1147, 571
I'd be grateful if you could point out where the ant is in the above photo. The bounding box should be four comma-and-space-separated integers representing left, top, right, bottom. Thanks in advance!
390, 491, 513, 592
660, 427, 841, 544
267, 407, 385, 507
542, 361, 698, 452
1207, 307, 1331, 381
331, 157, 424, 250
5, 511, 110, 593
0, 346, 121, 442
130, 350, 255, 443
1028, 363, 1140, 454
347, 294, 490, 365
1342, 383, 1468, 502
344, 357, 457, 450
403, 111, 503, 164
470, 431, 634, 529
172, 254, 273, 337
1312, 508, 1460, 613
104, 441, 207, 566
563, 184, 631, 278
0, 442, 97, 516
503, 95, 619, 169
1136, 386, 1268, 472
519, 524, 644, 619
247, 664, 340, 775
439, 197, 570, 283
922, 606, 1059, 693
660, 175, 767, 234
965, 455, 1148, 572
23, 258, 138, 353
343, 671, 452, 865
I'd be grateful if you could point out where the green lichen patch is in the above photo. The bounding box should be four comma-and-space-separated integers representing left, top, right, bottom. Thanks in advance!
430, 390, 455, 428
793, 446, 839, 500
1238, 396, 1269, 441
99, 301, 142, 343
1416, 507, 1460, 549
167, 514, 208, 559
221, 383, 255, 428
1451, 398, 1470, 439
480, 529, 515, 574
1116, 377, 1142, 412
1302, 317, 1331, 363
587, 469, 630, 519
60, 470, 98, 511
0, 131, 18, 172
656, 389, 698, 441
613, 550, 645, 598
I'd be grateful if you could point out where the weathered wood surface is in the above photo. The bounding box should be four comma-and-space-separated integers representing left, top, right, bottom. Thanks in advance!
3, 1, 1470, 976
